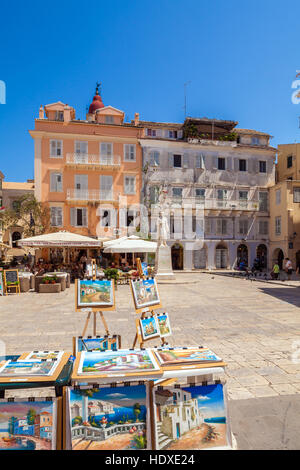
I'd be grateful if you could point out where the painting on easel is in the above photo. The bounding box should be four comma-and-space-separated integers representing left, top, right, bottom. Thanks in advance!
76, 280, 114, 309
76, 336, 120, 353
156, 313, 172, 338
131, 278, 160, 310
139, 316, 160, 341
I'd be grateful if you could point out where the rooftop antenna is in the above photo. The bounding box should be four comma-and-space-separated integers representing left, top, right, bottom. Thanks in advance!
184, 81, 191, 118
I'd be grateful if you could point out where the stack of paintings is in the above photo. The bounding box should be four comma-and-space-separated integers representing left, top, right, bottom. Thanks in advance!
0, 398, 57, 450
154, 347, 223, 369
153, 383, 231, 450
67, 384, 149, 450
72, 349, 161, 381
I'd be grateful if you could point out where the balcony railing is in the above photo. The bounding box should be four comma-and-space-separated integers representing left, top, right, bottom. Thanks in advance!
153, 196, 260, 211
66, 189, 116, 202
66, 153, 121, 168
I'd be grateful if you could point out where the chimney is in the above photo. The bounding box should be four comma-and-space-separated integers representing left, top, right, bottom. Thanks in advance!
134, 112, 139, 126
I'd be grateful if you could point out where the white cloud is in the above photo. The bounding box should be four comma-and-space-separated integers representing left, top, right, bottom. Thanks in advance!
106, 393, 126, 398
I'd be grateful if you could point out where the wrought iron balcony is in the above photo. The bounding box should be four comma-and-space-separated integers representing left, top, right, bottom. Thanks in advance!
66, 153, 121, 168
66, 189, 116, 202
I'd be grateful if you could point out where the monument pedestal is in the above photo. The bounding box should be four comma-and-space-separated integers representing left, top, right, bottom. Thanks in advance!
156, 245, 175, 280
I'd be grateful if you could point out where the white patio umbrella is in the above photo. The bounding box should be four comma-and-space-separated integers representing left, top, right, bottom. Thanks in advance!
17, 230, 101, 248
103, 235, 157, 253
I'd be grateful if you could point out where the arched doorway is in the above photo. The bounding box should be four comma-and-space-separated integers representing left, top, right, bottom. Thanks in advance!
273, 248, 284, 270
215, 243, 228, 269
193, 246, 207, 269
12, 231, 21, 248
171, 243, 183, 270
237, 244, 248, 267
257, 244, 267, 269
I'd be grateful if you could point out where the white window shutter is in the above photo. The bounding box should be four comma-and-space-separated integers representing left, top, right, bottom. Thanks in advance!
213, 156, 218, 169
227, 157, 232, 171
82, 208, 88, 227
168, 153, 173, 167
234, 158, 239, 171
50, 173, 56, 192
216, 219, 222, 233
70, 208, 76, 226
183, 154, 189, 168
178, 130, 183, 139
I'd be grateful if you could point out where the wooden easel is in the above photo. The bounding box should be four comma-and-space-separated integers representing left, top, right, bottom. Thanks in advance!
75, 263, 115, 337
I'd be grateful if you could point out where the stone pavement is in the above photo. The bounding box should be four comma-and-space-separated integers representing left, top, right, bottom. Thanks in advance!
1, 272, 300, 449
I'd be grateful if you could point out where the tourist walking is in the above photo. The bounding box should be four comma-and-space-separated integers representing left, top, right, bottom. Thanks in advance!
284, 258, 293, 281
271, 262, 280, 280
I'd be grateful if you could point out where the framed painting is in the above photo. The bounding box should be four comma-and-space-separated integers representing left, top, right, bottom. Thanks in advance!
153, 382, 232, 450
130, 278, 160, 310
156, 313, 172, 338
0, 398, 57, 450
72, 349, 162, 381
67, 384, 150, 450
75, 279, 115, 311
19, 351, 64, 362
139, 316, 160, 341
0, 359, 60, 378
75, 336, 120, 354
154, 347, 223, 368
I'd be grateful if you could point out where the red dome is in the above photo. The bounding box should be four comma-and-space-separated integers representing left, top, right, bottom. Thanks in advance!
88, 86, 104, 113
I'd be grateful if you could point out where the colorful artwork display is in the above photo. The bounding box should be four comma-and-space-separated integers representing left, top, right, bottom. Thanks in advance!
21, 351, 64, 361
154, 383, 230, 450
77, 349, 160, 376
68, 385, 148, 450
0, 399, 57, 450
156, 313, 172, 338
154, 347, 222, 367
77, 280, 114, 308
76, 337, 119, 353
139, 317, 159, 341
131, 278, 160, 309
0, 360, 59, 378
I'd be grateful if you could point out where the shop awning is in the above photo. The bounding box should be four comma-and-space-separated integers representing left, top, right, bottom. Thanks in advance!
17, 230, 101, 248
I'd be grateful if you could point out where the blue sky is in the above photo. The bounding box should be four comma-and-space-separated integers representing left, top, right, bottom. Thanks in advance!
0, 0, 300, 182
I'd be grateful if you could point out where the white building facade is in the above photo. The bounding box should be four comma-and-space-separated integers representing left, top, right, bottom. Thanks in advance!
139, 118, 276, 270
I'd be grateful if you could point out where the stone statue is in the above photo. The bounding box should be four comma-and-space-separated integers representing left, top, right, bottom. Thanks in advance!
157, 211, 169, 247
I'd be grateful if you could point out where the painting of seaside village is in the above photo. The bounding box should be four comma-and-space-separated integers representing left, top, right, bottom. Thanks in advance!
77, 280, 114, 308
131, 279, 160, 309
154, 347, 222, 367
77, 337, 119, 353
154, 383, 230, 450
68, 385, 147, 450
78, 350, 160, 376
0, 400, 56, 450
0, 360, 58, 377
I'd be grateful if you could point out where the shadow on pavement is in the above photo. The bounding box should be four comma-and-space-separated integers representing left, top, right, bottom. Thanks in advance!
257, 286, 300, 308
229, 395, 300, 450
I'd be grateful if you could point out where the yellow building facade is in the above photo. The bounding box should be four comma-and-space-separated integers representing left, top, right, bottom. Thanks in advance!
269, 143, 300, 270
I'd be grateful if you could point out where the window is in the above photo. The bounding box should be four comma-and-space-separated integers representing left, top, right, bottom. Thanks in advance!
293, 188, 300, 202
259, 161, 266, 173
55, 111, 64, 121
149, 151, 160, 166
239, 159, 247, 171
216, 219, 227, 235
70, 207, 87, 227
173, 154, 182, 168
172, 187, 183, 199
124, 175, 136, 194
259, 220, 268, 235
239, 220, 248, 235
146, 129, 156, 137
100, 209, 111, 227
196, 154, 205, 169
217, 189, 227, 200
50, 172, 63, 192
168, 130, 177, 139
75, 141, 88, 155
124, 144, 136, 162
50, 207, 63, 227
239, 191, 248, 200
75, 175, 88, 190
100, 142, 113, 157
251, 137, 260, 145
50, 140, 63, 158
105, 115, 114, 124
218, 157, 226, 170
287, 155, 293, 168
195, 188, 205, 200
275, 189, 281, 205
275, 216, 281, 235
205, 218, 212, 234
259, 192, 268, 211
149, 186, 159, 204
12, 200, 21, 212
100, 175, 113, 200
